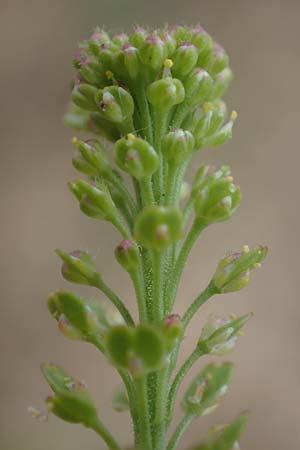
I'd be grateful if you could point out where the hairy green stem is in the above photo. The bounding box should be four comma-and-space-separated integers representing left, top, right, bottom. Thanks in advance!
166, 413, 195, 450
95, 279, 134, 326
91, 417, 122, 450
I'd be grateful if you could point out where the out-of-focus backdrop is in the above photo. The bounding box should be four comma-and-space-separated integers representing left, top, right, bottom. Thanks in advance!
1, 0, 299, 449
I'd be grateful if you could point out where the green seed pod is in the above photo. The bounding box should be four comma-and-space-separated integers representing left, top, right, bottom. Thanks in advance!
193, 167, 241, 224
161, 128, 195, 166
41, 363, 98, 427
72, 84, 99, 111
106, 325, 134, 368
114, 134, 159, 179
198, 313, 252, 356
69, 180, 117, 221
115, 239, 140, 273
139, 35, 167, 71
147, 77, 185, 111
95, 86, 134, 123
182, 362, 233, 416
183, 68, 213, 107
134, 206, 183, 251
48, 291, 108, 340
192, 414, 248, 450
172, 43, 199, 79
72, 137, 112, 178
133, 324, 166, 370
212, 245, 268, 293
56, 249, 100, 287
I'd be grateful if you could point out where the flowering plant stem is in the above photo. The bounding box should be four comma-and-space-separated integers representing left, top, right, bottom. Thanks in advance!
38, 24, 268, 450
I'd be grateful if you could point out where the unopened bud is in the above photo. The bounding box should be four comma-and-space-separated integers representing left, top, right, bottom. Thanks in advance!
115, 240, 140, 273
95, 86, 134, 123
139, 35, 167, 71
161, 128, 195, 166
147, 77, 185, 111
72, 84, 99, 111
56, 249, 100, 286
172, 43, 199, 78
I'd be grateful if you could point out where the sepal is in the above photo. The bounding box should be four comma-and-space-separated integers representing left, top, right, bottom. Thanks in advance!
41, 363, 97, 427
56, 249, 100, 286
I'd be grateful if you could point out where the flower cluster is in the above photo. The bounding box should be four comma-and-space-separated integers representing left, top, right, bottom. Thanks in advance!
38, 24, 267, 450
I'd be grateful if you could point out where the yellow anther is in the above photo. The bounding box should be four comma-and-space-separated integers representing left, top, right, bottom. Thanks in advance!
226, 176, 234, 182
230, 110, 238, 120
254, 262, 262, 268
230, 313, 238, 320
72, 136, 79, 145
105, 70, 114, 79
127, 133, 136, 141
242, 245, 250, 254
164, 58, 174, 68
203, 102, 213, 113
237, 330, 246, 337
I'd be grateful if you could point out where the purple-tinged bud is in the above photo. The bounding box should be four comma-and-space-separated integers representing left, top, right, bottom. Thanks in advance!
113, 33, 129, 47
130, 26, 148, 48
212, 245, 268, 293
159, 31, 176, 56
161, 128, 195, 166
114, 134, 159, 179
56, 249, 100, 286
209, 67, 233, 101
115, 239, 140, 273
95, 86, 134, 123
139, 35, 167, 71
171, 25, 193, 45
163, 314, 183, 348
172, 43, 199, 78
122, 44, 141, 79
147, 77, 185, 111
71, 84, 99, 112
208, 43, 229, 76
184, 68, 213, 107
191, 25, 213, 52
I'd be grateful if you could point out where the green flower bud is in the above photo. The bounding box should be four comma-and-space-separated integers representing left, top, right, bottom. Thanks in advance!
159, 31, 177, 57
69, 180, 117, 221
115, 240, 140, 273
87, 29, 110, 57
134, 206, 183, 251
212, 245, 268, 293
191, 25, 213, 52
183, 68, 213, 107
48, 291, 108, 340
72, 137, 111, 177
208, 43, 229, 76
163, 314, 183, 350
95, 86, 134, 123
114, 134, 159, 179
139, 35, 167, 71
130, 27, 148, 48
41, 363, 97, 427
198, 313, 252, 356
182, 362, 233, 416
122, 44, 141, 79
147, 77, 185, 111
192, 414, 248, 450
171, 25, 193, 45
78, 61, 106, 86
192, 164, 231, 197
89, 112, 120, 141
172, 43, 199, 78
71, 84, 99, 111
161, 128, 195, 166
56, 249, 100, 286
209, 67, 233, 101
113, 33, 129, 47
193, 167, 241, 224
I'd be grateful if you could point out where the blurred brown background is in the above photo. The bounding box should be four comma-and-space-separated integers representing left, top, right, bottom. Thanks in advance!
1, 0, 299, 449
